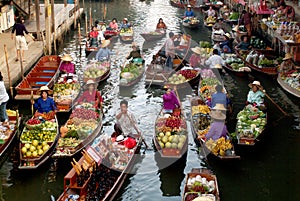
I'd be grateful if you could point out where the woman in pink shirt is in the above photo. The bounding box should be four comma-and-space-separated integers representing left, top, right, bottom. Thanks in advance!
189, 46, 202, 68
59, 54, 75, 74
109, 18, 119, 30
77, 80, 103, 109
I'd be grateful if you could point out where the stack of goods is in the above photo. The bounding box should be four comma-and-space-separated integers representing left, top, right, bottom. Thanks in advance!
120, 28, 133, 36
205, 16, 216, 26
280, 72, 300, 91
54, 103, 100, 156
0, 109, 18, 145
83, 61, 110, 81
243, 50, 280, 68
199, 69, 221, 100
236, 105, 267, 142
183, 17, 200, 24
20, 119, 57, 167
199, 41, 214, 63
120, 60, 144, 84
184, 174, 217, 201
192, 104, 211, 139
224, 54, 251, 72
168, 69, 199, 85
53, 74, 80, 111
206, 137, 233, 156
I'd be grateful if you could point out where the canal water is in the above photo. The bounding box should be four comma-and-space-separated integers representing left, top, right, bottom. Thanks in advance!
1, 0, 300, 200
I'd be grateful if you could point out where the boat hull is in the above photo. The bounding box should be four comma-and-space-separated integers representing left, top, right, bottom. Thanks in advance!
277, 75, 300, 98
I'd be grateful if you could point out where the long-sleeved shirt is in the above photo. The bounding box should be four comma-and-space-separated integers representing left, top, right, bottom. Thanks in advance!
59, 62, 75, 74
205, 121, 228, 140
96, 48, 111, 61
205, 9, 216, 17
240, 12, 252, 25
77, 90, 103, 105
109, 22, 118, 30
247, 90, 264, 106
116, 111, 140, 136
211, 92, 228, 108
184, 10, 194, 17
12, 23, 29, 36
127, 49, 141, 60
205, 54, 225, 69
163, 91, 180, 110
0, 81, 9, 105
34, 97, 57, 113
165, 38, 175, 58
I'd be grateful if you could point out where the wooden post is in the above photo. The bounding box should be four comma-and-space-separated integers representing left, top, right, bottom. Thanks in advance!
35, 0, 41, 40
82, 0, 85, 14
51, 0, 56, 54
28, 0, 31, 19
74, 0, 77, 29
4, 45, 13, 97
45, 0, 52, 55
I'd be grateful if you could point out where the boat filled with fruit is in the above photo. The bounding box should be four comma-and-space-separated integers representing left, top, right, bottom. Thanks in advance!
53, 74, 81, 112
0, 109, 21, 165
140, 29, 166, 41
182, 17, 200, 28
223, 53, 251, 76
165, 68, 201, 89
119, 58, 145, 87
182, 168, 220, 201
235, 105, 267, 145
83, 60, 111, 83
19, 115, 59, 169
57, 132, 142, 201
119, 28, 134, 43
198, 68, 222, 101
277, 72, 300, 98
204, 16, 216, 29
52, 102, 103, 158
154, 106, 188, 159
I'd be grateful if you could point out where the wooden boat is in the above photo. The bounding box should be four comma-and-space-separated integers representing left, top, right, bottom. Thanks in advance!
119, 58, 145, 88
19, 116, 59, 169
277, 73, 300, 98
119, 29, 134, 43
182, 17, 200, 29
153, 92, 188, 159
223, 63, 251, 77
15, 56, 61, 100
235, 105, 268, 146
140, 29, 166, 41
57, 133, 142, 201
182, 168, 220, 201
83, 60, 111, 84
0, 110, 21, 167
170, 0, 202, 10
164, 68, 201, 89
223, 53, 251, 77
104, 30, 119, 40
52, 102, 103, 158
204, 19, 216, 30
236, 49, 279, 76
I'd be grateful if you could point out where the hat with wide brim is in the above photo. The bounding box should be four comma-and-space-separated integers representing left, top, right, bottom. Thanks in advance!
61, 54, 73, 61
248, 81, 263, 90
39, 86, 53, 94
210, 110, 226, 120
283, 53, 293, 60
101, 40, 111, 48
86, 79, 96, 85
191, 46, 202, 55
187, 5, 192, 8
212, 103, 227, 111
225, 33, 231, 38
123, 18, 128, 21
192, 197, 215, 201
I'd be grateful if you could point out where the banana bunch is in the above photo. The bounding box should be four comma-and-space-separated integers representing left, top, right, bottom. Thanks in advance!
197, 125, 210, 138
206, 137, 233, 156
192, 105, 210, 116
6, 109, 17, 116
206, 16, 216, 23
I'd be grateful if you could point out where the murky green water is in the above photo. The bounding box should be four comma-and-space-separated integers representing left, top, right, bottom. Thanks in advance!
1, 0, 300, 201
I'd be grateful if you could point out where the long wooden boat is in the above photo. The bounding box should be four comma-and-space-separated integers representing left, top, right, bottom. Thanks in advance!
277, 73, 300, 98
170, 0, 201, 10
182, 17, 200, 29
0, 110, 21, 167
119, 29, 134, 43
119, 59, 145, 88
235, 105, 268, 146
145, 35, 191, 87
140, 29, 166, 41
15, 56, 61, 100
19, 115, 59, 169
203, 20, 216, 30
57, 133, 142, 201
164, 68, 201, 89
182, 168, 220, 201
154, 92, 188, 159
223, 63, 251, 77
104, 30, 120, 40
83, 60, 111, 84
223, 53, 251, 77
236, 49, 279, 76
52, 102, 103, 158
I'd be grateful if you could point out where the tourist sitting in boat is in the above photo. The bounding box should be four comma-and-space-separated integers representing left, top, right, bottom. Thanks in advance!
184, 5, 194, 18
204, 6, 216, 18
89, 26, 99, 47
246, 81, 265, 108
211, 84, 232, 113
220, 33, 232, 53
76, 80, 103, 109
205, 106, 228, 141
108, 18, 119, 31
205, 49, 225, 69
32, 86, 57, 119
120, 18, 131, 30
235, 35, 252, 51
277, 2, 295, 20
163, 87, 180, 114
116, 100, 140, 136
96, 40, 112, 61
0, 72, 9, 125
279, 53, 297, 76
59, 54, 75, 74
189, 46, 202, 68
156, 18, 167, 29
126, 42, 142, 61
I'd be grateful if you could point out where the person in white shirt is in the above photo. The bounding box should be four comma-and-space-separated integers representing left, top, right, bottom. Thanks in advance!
165, 32, 176, 69
205, 49, 225, 69
204, 6, 216, 17
0, 72, 9, 123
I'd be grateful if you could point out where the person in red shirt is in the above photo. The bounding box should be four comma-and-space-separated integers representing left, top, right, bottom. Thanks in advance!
89, 26, 99, 47
77, 80, 103, 109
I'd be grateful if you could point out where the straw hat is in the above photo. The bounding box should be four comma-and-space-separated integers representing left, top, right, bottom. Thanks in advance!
101, 40, 111, 48
86, 80, 96, 85
212, 103, 227, 111
40, 86, 50, 91
283, 53, 293, 61
225, 33, 231, 38
61, 54, 73, 62
123, 18, 128, 21
210, 110, 226, 120
191, 46, 202, 55
116, 135, 125, 142
131, 42, 137, 47
248, 80, 263, 90
187, 5, 192, 8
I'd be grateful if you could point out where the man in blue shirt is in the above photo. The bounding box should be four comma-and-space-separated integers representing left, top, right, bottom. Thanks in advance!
120, 18, 131, 30
96, 40, 112, 61
184, 5, 194, 18
32, 86, 57, 118
211, 84, 232, 112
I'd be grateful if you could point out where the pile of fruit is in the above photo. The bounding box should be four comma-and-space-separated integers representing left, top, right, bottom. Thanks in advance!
191, 104, 210, 116
70, 108, 99, 120
20, 121, 57, 142
206, 16, 216, 26
156, 132, 187, 149
185, 175, 216, 201
25, 119, 41, 129
21, 140, 50, 159
236, 105, 266, 139
206, 137, 233, 156
183, 17, 199, 24
6, 109, 17, 117
250, 37, 267, 49
120, 62, 143, 83
281, 73, 300, 91
84, 61, 110, 79
224, 55, 248, 71
168, 69, 199, 85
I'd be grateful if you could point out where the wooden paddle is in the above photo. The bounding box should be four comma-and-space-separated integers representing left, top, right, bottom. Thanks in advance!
263, 90, 289, 116
31, 90, 34, 116
4, 45, 13, 97
126, 113, 149, 149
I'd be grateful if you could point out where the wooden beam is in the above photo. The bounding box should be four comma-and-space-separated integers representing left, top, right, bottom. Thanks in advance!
45, 0, 52, 55
35, 0, 41, 40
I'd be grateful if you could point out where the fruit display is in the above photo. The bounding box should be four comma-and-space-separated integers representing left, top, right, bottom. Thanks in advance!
191, 104, 210, 116
280, 73, 300, 92
199, 69, 222, 100
83, 61, 110, 80
20, 121, 57, 142
25, 119, 42, 130
120, 62, 144, 84
21, 141, 50, 159
243, 50, 280, 68
0, 110, 18, 143
206, 16, 216, 26
120, 28, 133, 35
168, 69, 199, 85
183, 17, 200, 25
206, 137, 233, 156
224, 54, 251, 72
236, 105, 267, 139
6, 109, 17, 116
70, 108, 99, 120
192, 111, 211, 139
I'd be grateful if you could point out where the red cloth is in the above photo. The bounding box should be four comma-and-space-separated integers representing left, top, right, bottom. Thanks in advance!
124, 137, 137, 149
90, 31, 99, 38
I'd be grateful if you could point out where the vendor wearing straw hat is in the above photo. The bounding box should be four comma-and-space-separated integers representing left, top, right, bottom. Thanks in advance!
60, 54, 75, 74
189, 46, 202, 68
32, 86, 57, 119
246, 81, 265, 108
126, 42, 142, 61
279, 53, 297, 76
205, 104, 228, 141
220, 33, 232, 53
163, 86, 180, 114
184, 5, 195, 18
76, 80, 103, 109
95, 40, 112, 61
120, 18, 131, 30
